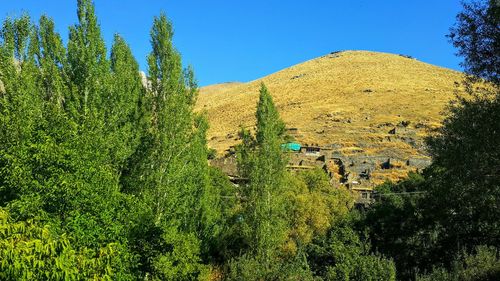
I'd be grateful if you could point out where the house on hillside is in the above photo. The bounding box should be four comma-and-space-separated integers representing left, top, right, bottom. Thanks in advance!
286, 128, 299, 135
301, 146, 321, 156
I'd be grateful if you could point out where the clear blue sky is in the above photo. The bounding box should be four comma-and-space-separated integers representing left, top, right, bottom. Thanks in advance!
1, 0, 463, 86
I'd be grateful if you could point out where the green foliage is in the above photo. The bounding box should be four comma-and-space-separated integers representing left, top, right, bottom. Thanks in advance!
0, 208, 134, 281
361, 173, 432, 280
150, 226, 206, 281
417, 246, 500, 281
226, 253, 314, 281
283, 169, 353, 254
37, 15, 68, 107
66, 0, 110, 121
120, 13, 217, 279
423, 91, 500, 253
127, 13, 200, 228
448, 0, 499, 85
0, 1, 213, 279
307, 217, 396, 281
419, 1, 500, 274
236, 83, 289, 268
228, 84, 385, 280
108, 34, 144, 169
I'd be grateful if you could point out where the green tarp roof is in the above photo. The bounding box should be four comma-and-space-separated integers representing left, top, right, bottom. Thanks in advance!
281, 142, 301, 151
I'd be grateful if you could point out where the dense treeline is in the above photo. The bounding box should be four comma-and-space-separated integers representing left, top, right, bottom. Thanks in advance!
0, 0, 498, 280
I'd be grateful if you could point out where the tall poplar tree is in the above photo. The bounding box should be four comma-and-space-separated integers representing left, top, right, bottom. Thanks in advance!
62, 0, 119, 241
109, 34, 144, 170
139, 13, 197, 230
235, 83, 289, 275
37, 15, 68, 107
66, 0, 109, 122
251, 83, 288, 263
124, 13, 216, 279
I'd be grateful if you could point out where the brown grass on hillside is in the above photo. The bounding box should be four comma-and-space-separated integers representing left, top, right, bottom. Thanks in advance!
196, 51, 465, 183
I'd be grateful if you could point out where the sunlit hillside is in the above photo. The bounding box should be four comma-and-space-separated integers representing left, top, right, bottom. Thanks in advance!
196, 50, 465, 183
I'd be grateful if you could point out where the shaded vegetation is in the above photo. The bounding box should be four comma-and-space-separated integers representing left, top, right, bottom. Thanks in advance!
358, 1, 500, 280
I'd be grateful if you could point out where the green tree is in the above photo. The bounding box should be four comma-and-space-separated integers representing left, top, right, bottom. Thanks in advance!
448, 0, 499, 85
307, 216, 396, 281
243, 83, 288, 261
417, 246, 500, 281
0, 2, 138, 277
0, 208, 133, 280
283, 168, 353, 256
66, 0, 110, 121
0, 15, 43, 211
46, 0, 129, 253
362, 173, 433, 280
37, 15, 68, 107
424, 0, 499, 260
109, 34, 144, 170
139, 13, 197, 228
229, 83, 293, 279
123, 13, 216, 279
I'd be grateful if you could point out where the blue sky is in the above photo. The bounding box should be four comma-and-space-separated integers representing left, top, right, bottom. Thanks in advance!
1, 0, 463, 86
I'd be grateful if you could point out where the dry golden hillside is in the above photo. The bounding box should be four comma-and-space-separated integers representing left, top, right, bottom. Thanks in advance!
196, 51, 465, 184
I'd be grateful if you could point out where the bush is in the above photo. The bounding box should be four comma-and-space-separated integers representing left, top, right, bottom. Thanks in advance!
0, 208, 135, 280
417, 246, 500, 281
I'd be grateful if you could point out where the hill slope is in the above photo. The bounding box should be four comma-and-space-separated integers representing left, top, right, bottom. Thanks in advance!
196, 51, 465, 184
